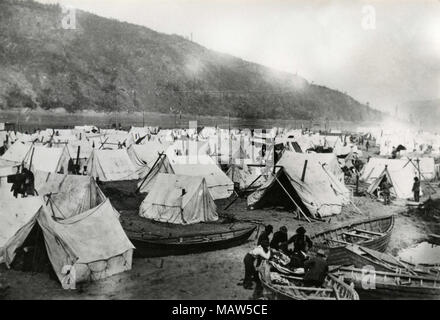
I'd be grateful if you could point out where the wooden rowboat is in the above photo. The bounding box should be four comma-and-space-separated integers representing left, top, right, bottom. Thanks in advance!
127, 225, 257, 257
338, 245, 438, 276
310, 215, 395, 265
332, 266, 440, 300
428, 234, 440, 245
259, 261, 359, 300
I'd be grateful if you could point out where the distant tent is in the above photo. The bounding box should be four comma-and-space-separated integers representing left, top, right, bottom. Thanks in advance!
137, 154, 175, 194
361, 157, 435, 182
86, 149, 139, 182
0, 158, 20, 179
24, 145, 70, 173
139, 173, 218, 224
1, 141, 32, 163
138, 154, 234, 200
170, 155, 234, 200
367, 166, 417, 200
360, 158, 408, 183
34, 171, 106, 219
248, 151, 349, 217
127, 141, 168, 178
226, 163, 264, 191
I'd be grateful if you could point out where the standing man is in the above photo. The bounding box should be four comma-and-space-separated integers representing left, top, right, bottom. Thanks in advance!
380, 176, 391, 205
242, 239, 271, 289
412, 177, 420, 202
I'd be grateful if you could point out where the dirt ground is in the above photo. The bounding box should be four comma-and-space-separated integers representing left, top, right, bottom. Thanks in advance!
1, 143, 440, 300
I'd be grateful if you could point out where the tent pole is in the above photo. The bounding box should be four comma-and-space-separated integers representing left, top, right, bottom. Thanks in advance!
404, 158, 436, 193
136, 151, 164, 193
223, 173, 263, 210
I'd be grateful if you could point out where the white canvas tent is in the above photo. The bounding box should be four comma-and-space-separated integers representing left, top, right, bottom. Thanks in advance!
139, 173, 218, 224
24, 146, 71, 173
248, 151, 349, 217
86, 149, 139, 182
367, 166, 418, 200
127, 141, 168, 178
0, 182, 134, 285
170, 155, 234, 200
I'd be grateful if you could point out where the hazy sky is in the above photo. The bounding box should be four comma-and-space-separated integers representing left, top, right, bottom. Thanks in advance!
37, 0, 440, 112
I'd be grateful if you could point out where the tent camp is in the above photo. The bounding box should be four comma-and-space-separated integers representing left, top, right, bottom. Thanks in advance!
248, 152, 349, 217
139, 173, 218, 224
367, 165, 418, 200
0, 182, 134, 285
86, 149, 139, 182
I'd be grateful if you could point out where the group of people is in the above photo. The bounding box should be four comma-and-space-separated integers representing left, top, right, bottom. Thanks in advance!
242, 225, 329, 292
379, 176, 421, 205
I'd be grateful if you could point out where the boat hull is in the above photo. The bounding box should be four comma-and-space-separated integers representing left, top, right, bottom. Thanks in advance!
128, 226, 257, 257
311, 215, 395, 265
333, 267, 440, 300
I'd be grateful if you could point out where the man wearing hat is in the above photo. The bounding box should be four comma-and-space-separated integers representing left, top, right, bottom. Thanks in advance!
257, 225, 273, 247
303, 249, 329, 287
270, 226, 288, 252
284, 226, 313, 268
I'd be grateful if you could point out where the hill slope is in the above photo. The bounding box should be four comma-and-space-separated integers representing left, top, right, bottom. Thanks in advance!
0, 0, 383, 121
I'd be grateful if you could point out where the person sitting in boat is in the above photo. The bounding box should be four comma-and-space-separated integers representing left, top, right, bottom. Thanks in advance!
270, 226, 288, 252
257, 225, 273, 247
285, 226, 313, 268
242, 239, 271, 290
303, 249, 329, 288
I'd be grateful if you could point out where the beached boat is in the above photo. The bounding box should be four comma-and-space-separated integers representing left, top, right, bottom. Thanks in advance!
428, 233, 440, 245
338, 245, 433, 276
310, 215, 395, 265
126, 225, 257, 257
332, 266, 440, 299
259, 261, 359, 300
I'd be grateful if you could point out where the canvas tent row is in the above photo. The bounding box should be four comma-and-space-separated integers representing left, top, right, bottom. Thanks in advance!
139, 173, 218, 224
1, 142, 70, 174
0, 176, 134, 285
248, 152, 350, 218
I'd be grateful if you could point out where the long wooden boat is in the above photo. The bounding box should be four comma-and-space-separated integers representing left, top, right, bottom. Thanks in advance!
127, 225, 257, 257
338, 245, 439, 276
332, 266, 440, 299
259, 261, 359, 300
428, 233, 440, 245
310, 215, 395, 265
